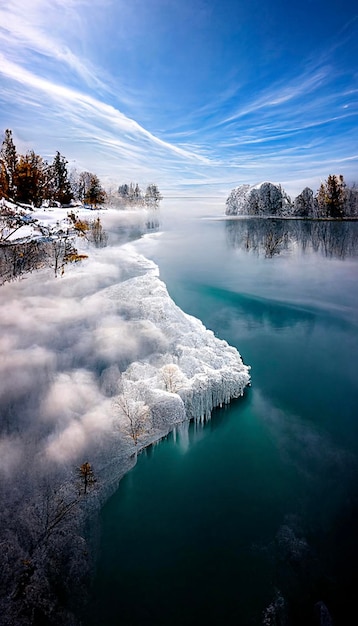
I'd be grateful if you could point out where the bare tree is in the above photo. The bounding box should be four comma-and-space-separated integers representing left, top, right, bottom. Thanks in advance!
78, 462, 96, 495
160, 364, 186, 393
89, 217, 108, 247
114, 393, 150, 445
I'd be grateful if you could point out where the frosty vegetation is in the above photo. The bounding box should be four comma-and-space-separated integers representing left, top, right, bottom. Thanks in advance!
0, 201, 110, 284
0, 130, 106, 209
0, 129, 162, 213
0, 204, 250, 624
226, 177, 358, 219
117, 182, 163, 208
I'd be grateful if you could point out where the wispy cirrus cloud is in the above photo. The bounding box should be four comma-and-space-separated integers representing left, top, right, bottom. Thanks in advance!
220, 68, 330, 125
0, 54, 211, 165
0, 0, 357, 197
0, 0, 100, 83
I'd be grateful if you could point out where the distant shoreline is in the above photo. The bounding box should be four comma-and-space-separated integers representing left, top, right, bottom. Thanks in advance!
209, 214, 358, 222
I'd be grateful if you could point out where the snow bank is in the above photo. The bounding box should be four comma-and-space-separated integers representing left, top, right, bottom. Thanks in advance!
91, 254, 250, 428
1, 202, 250, 477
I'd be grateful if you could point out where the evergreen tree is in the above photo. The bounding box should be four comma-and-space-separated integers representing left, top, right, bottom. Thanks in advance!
144, 184, 162, 207
0, 129, 18, 199
316, 175, 346, 218
133, 183, 143, 203
85, 174, 106, 207
50, 151, 73, 205
118, 183, 129, 199
293, 187, 316, 218
326, 174, 346, 218
316, 182, 327, 218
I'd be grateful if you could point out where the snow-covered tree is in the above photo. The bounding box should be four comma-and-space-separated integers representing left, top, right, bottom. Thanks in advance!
225, 182, 291, 216
117, 182, 162, 207
114, 394, 150, 445
0, 129, 18, 199
160, 364, 186, 393
145, 184, 162, 207
344, 184, 358, 217
293, 187, 317, 218
118, 183, 129, 200
225, 184, 251, 215
76, 171, 105, 206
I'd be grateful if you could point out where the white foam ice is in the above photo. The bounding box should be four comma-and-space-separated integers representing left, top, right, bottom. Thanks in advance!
96, 253, 251, 432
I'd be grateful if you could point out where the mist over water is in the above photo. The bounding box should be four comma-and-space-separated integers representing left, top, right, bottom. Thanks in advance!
0, 211, 160, 470
89, 214, 358, 626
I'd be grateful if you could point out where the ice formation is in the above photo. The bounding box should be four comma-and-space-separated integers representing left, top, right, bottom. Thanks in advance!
91, 252, 251, 437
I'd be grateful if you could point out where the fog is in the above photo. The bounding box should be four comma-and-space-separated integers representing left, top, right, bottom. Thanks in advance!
0, 212, 164, 470
0, 209, 173, 623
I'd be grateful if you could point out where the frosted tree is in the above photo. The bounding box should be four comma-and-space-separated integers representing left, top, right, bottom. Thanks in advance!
118, 182, 162, 207
160, 364, 186, 393
144, 184, 163, 207
0, 205, 28, 242
247, 188, 260, 215
69, 167, 82, 201
114, 387, 151, 445
225, 183, 291, 216
255, 182, 289, 215
133, 183, 143, 203
225, 184, 251, 215
344, 184, 358, 217
293, 187, 317, 218
77, 171, 92, 203
89, 217, 108, 247
118, 183, 129, 201
0, 129, 18, 199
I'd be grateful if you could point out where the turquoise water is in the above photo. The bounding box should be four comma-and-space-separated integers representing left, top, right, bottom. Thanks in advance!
88, 217, 358, 626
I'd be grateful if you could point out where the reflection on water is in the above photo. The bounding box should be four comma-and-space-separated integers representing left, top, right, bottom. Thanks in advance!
107, 209, 160, 247
89, 213, 358, 626
225, 218, 358, 259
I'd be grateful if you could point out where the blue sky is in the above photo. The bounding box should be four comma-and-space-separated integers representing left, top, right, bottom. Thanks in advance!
0, 0, 357, 199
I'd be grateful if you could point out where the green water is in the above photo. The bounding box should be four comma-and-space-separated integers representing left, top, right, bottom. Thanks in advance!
88, 217, 358, 626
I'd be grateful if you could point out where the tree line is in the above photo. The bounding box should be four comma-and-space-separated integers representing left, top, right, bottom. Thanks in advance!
117, 182, 163, 207
226, 175, 358, 218
0, 129, 106, 208
0, 129, 163, 210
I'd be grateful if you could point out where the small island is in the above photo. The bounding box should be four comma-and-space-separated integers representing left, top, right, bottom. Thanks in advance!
225, 177, 358, 219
